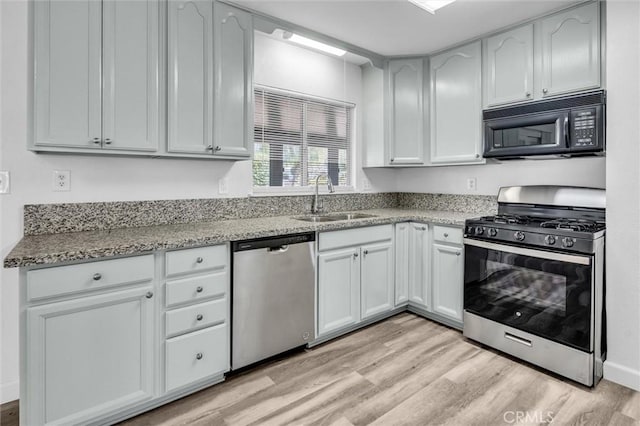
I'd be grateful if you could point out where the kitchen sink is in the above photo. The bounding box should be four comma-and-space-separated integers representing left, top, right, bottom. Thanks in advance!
293, 212, 377, 222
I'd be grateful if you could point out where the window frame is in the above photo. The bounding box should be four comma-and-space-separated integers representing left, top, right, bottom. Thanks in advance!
252, 85, 356, 194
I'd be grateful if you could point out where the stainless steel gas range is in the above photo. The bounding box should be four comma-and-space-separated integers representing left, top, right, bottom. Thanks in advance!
463, 186, 605, 386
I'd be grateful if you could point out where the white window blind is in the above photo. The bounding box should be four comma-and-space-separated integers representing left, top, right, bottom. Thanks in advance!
253, 87, 353, 189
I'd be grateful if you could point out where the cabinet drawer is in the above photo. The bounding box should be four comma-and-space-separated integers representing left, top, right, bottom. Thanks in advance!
27, 255, 154, 301
165, 324, 228, 392
166, 298, 227, 338
166, 245, 227, 277
433, 226, 463, 245
165, 271, 227, 308
319, 224, 393, 252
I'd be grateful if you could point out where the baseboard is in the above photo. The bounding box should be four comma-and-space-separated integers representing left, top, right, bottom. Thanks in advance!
603, 360, 640, 391
0, 381, 19, 405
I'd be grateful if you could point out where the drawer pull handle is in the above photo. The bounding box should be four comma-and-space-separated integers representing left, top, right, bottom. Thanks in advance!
196, 286, 204, 293
196, 257, 204, 264
146, 291, 153, 299
444, 233, 449, 237
93, 273, 102, 281
196, 314, 203, 321
504, 332, 532, 347
196, 352, 203, 360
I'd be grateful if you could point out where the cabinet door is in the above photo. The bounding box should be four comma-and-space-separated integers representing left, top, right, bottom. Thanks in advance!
394, 223, 410, 306
167, 0, 214, 154
432, 243, 464, 322
485, 25, 534, 107
361, 242, 394, 320
539, 2, 600, 97
387, 59, 424, 165
317, 248, 360, 336
102, 0, 159, 151
33, 0, 102, 148
408, 223, 430, 309
25, 287, 154, 425
430, 41, 482, 164
213, 3, 253, 158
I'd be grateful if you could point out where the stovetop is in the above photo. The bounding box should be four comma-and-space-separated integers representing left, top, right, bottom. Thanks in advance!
465, 213, 605, 254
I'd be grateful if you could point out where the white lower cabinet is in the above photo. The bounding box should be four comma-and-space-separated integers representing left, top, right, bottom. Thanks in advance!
395, 222, 465, 328
317, 225, 394, 337
23, 257, 156, 426
432, 242, 464, 322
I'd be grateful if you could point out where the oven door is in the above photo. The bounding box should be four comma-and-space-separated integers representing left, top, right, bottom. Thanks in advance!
464, 238, 593, 352
484, 110, 570, 158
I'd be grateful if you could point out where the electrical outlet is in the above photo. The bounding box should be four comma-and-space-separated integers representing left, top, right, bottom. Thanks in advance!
218, 177, 229, 195
0, 171, 10, 194
467, 178, 477, 191
53, 170, 70, 192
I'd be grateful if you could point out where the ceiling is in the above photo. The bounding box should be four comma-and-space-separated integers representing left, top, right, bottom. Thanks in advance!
233, 0, 584, 56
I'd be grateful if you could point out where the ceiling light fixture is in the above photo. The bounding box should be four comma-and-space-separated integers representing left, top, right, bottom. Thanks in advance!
282, 31, 346, 57
407, 0, 456, 14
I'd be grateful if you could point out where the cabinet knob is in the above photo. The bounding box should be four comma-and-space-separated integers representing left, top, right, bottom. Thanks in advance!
444, 233, 449, 237
91, 137, 101, 144
420, 226, 427, 231
526, 92, 531, 98
196, 286, 204, 293
390, 158, 395, 163
214, 146, 222, 152
196, 257, 204, 264
206, 145, 214, 151
104, 138, 112, 145
456, 252, 461, 256
146, 291, 154, 299
475, 154, 480, 158
196, 353, 203, 360
92, 273, 102, 281
353, 253, 359, 259
196, 314, 203, 321
542, 88, 548, 94
363, 249, 369, 255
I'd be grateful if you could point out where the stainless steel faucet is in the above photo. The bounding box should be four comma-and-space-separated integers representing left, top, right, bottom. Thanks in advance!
311, 174, 335, 214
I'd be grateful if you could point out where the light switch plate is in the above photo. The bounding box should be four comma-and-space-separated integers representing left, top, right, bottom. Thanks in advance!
0, 171, 10, 194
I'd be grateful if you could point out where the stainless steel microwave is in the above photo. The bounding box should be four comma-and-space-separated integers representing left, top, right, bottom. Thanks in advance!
483, 91, 605, 159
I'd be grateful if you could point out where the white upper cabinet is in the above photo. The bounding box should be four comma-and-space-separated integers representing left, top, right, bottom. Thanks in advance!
386, 59, 425, 165
485, 25, 534, 107
34, 0, 159, 151
34, 0, 102, 148
539, 2, 600, 98
429, 41, 482, 164
213, 2, 253, 158
102, 0, 159, 151
168, 0, 214, 154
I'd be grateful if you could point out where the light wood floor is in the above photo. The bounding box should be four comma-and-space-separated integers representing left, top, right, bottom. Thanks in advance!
3, 313, 639, 425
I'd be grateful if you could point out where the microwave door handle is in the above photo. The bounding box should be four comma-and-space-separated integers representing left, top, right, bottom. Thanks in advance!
564, 115, 570, 147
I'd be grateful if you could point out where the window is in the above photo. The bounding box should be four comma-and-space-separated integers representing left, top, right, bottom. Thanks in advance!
253, 86, 353, 190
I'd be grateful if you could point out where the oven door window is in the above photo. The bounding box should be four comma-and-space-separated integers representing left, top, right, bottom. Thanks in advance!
464, 243, 593, 352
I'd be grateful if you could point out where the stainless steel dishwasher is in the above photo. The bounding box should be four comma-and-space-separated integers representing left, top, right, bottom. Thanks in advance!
231, 232, 315, 370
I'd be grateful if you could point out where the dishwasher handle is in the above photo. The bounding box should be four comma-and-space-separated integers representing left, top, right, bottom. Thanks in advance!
232, 232, 315, 252
268, 245, 289, 253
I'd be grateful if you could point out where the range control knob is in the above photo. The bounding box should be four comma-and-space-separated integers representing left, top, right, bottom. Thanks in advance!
488, 228, 498, 237
544, 235, 556, 245
514, 231, 525, 241
562, 237, 575, 248
475, 226, 484, 235
466, 226, 474, 235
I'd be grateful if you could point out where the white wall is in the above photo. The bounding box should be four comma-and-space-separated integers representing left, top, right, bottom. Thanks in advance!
395, 157, 606, 195
602, 0, 640, 391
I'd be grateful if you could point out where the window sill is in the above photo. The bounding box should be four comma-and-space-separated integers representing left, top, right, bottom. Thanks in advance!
250, 186, 356, 197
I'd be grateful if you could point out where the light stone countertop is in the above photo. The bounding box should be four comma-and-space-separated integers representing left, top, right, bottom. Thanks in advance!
4, 208, 491, 268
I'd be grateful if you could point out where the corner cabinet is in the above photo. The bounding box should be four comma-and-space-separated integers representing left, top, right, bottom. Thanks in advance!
429, 41, 483, 165
168, 1, 252, 158
539, 2, 600, 98
33, 0, 159, 152
386, 59, 425, 165
484, 25, 534, 107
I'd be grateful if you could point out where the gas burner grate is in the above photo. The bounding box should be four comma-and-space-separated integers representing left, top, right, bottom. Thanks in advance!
539, 219, 603, 232
485, 215, 531, 225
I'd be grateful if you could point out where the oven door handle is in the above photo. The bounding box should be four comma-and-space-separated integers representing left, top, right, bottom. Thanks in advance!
463, 238, 591, 266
